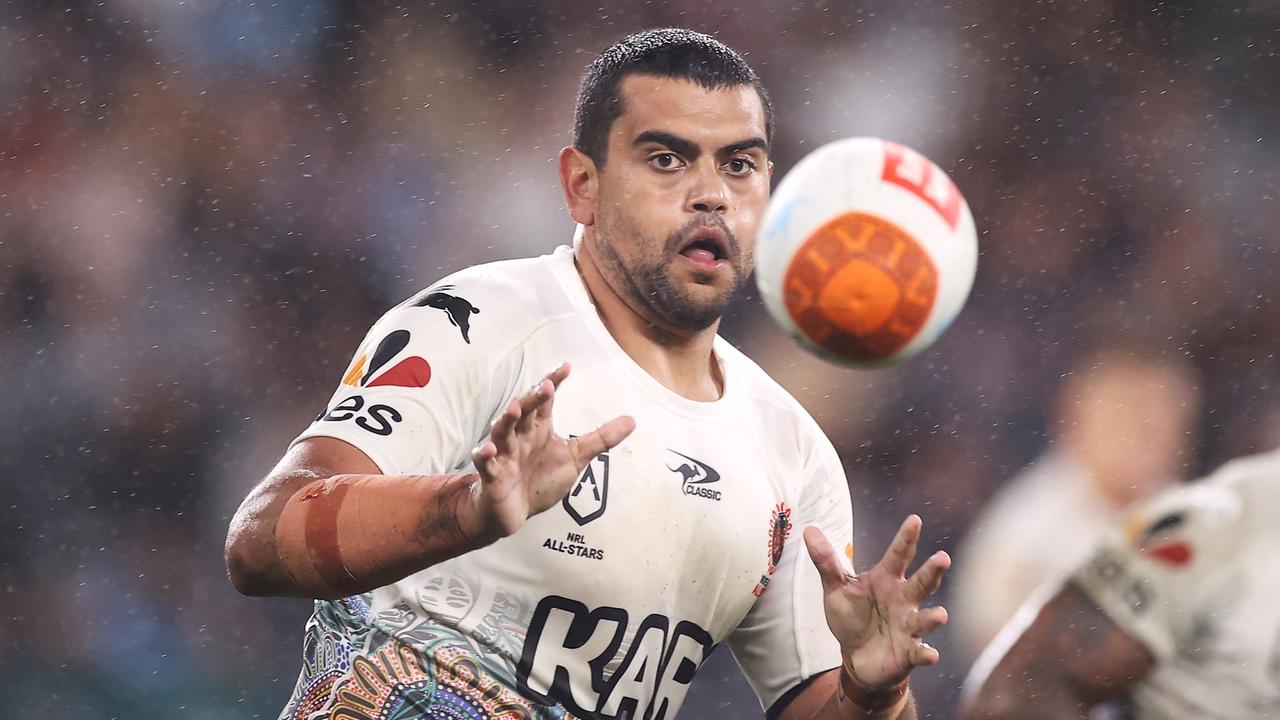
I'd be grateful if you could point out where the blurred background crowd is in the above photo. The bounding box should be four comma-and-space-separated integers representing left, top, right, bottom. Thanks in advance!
3, 0, 1279, 717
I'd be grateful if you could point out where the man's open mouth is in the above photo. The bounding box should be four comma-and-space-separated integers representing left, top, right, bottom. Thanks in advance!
678, 227, 729, 264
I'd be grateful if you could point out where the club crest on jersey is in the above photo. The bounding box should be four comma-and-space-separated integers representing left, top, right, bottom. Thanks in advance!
754, 502, 794, 597
666, 450, 722, 501
768, 502, 793, 573
563, 446, 609, 526
405, 284, 480, 344
341, 329, 432, 389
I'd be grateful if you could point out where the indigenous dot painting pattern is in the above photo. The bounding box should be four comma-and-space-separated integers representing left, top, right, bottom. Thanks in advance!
280, 596, 554, 720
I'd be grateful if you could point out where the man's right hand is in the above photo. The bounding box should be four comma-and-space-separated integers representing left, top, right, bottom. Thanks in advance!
459, 362, 635, 542
227, 362, 633, 599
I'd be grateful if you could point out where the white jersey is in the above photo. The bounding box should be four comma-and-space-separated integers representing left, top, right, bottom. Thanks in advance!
279, 245, 852, 720
951, 451, 1122, 660
1071, 450, 1280, 719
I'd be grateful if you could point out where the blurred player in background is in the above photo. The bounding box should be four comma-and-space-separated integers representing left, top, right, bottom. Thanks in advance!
959, 448, 1280, 719
225, 29, 950, 720
950, 348, 1199, 661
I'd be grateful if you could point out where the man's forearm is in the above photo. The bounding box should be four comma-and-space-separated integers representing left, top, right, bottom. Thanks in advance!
228, 471, 487, 599
960, 584, 1150, 720
960, 676, 1089, 720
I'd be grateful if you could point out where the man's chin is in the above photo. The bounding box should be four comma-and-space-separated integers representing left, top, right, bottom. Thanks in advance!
661, 308, 723, 333
657, 285, 737, 332
638, 259, 744, 332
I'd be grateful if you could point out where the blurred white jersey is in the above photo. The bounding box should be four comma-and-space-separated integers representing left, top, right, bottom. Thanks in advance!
1072, 450, 1280, 719
951, 451, 1122, 660
279, 245, 852, 720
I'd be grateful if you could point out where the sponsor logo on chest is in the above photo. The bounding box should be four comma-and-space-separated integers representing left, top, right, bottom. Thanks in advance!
517, 595, 712, 720
666, 449, 723, 502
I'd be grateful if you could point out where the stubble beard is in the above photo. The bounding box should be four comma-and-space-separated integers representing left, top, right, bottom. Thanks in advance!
595, 214, 750, 333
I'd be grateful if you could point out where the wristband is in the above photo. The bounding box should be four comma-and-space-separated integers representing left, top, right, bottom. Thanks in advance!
838, 666, 909, 718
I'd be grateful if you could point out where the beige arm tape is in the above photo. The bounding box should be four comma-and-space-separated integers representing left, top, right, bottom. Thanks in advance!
274, 473, 477, 598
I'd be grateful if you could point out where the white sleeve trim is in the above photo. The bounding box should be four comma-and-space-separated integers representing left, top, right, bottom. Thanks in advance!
288, 426, 401, 476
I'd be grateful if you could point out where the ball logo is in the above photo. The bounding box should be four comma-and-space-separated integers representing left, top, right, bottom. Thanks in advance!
881, 141, 962, 231
783, 212, 937, 362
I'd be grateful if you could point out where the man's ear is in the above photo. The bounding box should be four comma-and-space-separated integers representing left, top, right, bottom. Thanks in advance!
559, 146, 599, 227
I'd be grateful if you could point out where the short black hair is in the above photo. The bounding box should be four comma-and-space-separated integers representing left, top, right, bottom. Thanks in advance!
573, 28, 774, 166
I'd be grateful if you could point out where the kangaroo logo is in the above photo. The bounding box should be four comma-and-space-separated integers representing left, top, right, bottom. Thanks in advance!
667, 450, 722, 501
409, 285, 480, 343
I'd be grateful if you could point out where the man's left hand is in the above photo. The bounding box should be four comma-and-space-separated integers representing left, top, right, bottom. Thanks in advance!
804, 515, 951, 692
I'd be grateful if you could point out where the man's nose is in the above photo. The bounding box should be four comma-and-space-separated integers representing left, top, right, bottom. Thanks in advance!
687, 163, 729, 215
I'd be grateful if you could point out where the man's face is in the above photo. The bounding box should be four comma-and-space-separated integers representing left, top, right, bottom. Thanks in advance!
590, 74, 771, 332
1064, 361, 1198, 507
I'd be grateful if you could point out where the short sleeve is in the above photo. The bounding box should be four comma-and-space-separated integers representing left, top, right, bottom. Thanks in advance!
1070, 482, 1243, 661
728, 435, 852, 712
291, 282, 526, 476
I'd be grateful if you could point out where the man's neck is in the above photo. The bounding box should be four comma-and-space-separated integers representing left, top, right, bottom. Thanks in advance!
573, 240, 724, 402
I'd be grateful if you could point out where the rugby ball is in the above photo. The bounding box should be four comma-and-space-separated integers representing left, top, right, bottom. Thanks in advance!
755, 137, 977, 368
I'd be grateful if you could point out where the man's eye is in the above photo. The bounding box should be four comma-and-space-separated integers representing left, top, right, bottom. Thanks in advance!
725, 158, 756, 176
649, 153, 682, 170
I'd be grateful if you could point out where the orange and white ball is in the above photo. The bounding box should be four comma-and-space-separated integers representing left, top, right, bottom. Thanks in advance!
755, 137, 978, 368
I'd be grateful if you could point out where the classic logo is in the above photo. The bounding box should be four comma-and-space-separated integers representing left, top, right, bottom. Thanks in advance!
666, 450, 721, 501
406, 285, 480, 344
563, 447, 609, 526
517, 595, 712, 720
341, 329, 432, 390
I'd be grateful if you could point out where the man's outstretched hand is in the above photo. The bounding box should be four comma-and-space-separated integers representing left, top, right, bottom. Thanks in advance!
459, 362, 635, 542
805, 515, 951, 692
